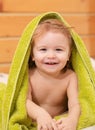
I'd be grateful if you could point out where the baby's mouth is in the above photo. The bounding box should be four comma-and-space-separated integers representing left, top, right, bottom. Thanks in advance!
45, 62, 58, 65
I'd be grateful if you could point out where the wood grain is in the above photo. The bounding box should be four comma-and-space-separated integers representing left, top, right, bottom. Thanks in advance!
0, 15, 95, 37
2, 0, 95, 13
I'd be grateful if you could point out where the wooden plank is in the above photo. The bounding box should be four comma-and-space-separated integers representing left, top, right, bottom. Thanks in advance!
0, 0, 3, 11
0, 38, 19, 63
0, 15, 95, 37
2, 0, 95, 13
0, 36, 95, 64
0, 15, 35, 37
82, 36, 95, 58
0, 64, 10, 73
65, 15, 95, 35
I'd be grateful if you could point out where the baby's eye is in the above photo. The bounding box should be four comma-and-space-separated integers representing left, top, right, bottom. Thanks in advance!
56, 48, 63, 51
40, 48, 47, 51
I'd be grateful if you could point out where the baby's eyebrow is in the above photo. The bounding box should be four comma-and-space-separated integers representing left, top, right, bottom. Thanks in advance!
55, 46, 66, 49
37, 46, 47, 49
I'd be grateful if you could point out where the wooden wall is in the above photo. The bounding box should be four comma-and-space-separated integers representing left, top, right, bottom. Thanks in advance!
0, 0, 95, 73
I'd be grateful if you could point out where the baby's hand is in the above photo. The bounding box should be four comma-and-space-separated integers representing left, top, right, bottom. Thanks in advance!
56, 117, 77, 130
36, 109, 58, 130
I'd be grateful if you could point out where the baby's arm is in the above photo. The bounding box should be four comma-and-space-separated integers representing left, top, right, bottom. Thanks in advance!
26, 83, 58, 130
56, 72, 81, 130
67, 72, 80, 123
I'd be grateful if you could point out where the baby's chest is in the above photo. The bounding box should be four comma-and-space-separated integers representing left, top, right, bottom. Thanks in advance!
32, 84, 67, 105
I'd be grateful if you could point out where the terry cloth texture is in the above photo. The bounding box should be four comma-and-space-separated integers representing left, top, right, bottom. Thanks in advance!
0, 12, 95, 130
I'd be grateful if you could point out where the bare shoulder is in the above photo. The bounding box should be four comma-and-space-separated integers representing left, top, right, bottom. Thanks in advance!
67, 69, 78, 88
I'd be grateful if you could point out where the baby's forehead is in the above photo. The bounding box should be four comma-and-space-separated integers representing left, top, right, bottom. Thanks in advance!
34, 32, 70, 48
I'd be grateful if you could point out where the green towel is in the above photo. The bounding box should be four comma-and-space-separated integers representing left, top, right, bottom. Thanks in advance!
0, 12, 95, 130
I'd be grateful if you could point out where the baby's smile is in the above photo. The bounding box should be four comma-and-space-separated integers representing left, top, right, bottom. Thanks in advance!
44, 61, 58, 65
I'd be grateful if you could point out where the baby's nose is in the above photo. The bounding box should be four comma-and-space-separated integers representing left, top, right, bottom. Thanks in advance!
47, 50, 56, 59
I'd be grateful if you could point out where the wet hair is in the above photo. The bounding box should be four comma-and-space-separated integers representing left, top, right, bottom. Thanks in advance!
29, 18, 73, 71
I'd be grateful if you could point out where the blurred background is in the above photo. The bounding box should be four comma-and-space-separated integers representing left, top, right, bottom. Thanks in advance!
0, 0, 95, 73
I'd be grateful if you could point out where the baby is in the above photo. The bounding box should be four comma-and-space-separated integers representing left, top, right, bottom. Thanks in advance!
26, 19, 81, 130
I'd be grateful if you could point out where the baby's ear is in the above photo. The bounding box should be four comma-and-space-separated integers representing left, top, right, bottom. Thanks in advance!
30, 51, 35, 61
32, 57, 35, 61
67, 57, 69, 61
32, 54, 35, 61
67, 53, 70, 61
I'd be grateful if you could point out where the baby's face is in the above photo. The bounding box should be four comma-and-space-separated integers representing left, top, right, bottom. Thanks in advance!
32, 31, 70, 76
